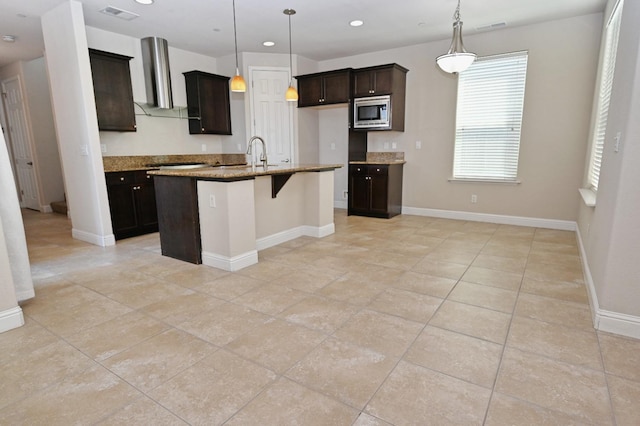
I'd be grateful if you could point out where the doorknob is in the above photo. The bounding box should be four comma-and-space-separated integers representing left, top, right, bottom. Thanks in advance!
27, 162, 33, 166
282, 158, 290, 163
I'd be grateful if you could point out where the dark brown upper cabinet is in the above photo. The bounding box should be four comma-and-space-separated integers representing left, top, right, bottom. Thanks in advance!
89, 49, 136, 132
352, 63, 408, 98
183, 71, 232, 135
296, 68, 352, 107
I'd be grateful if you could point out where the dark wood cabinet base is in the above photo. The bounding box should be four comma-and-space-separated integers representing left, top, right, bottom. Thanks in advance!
154, 175, 202, 264
348, 163, 403, 219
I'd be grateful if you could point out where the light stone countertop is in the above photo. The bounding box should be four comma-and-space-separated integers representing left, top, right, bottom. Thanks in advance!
147, 163, 343, 181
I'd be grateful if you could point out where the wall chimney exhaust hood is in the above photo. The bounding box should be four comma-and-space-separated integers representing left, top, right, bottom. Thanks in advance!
141, 36, 173, 109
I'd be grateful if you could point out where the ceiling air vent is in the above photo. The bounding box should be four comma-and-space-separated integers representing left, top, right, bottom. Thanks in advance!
475, 22, 507, 32
99, 6, 139, 21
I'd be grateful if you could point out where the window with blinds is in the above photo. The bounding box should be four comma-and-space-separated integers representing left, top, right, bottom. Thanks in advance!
588, 0, 623, 192
453, 51, 528, 181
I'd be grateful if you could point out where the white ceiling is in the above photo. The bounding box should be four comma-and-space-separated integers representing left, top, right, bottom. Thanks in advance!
0, 0, 606, 69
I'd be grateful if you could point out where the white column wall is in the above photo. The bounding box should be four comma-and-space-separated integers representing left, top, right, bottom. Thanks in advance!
41, 1, 114, 246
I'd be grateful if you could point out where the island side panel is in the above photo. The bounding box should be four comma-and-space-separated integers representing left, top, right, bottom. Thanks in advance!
197, 180, 258, 271
154, 175, 202, 264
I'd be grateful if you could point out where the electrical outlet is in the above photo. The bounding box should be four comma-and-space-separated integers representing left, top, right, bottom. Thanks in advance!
209, 194, 216, 208
201, 144, 207, 152
101, 144, 107, 154
237, 143, 242, 151
331, 143, 336, 150
342, 190, 348, 199
79, 144, 89, 156
416, 141, 422, 149
383, 142, 390, 149
392, 142, 397, 149
471, 194, 477, 203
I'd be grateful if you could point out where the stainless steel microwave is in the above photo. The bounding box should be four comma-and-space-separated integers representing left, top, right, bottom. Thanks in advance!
353, 95, 390, 129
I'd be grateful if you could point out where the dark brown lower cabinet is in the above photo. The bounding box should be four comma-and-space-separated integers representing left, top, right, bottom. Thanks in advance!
106, 171, 158, 240
153, 175, 202, 264
348, 163, 403, 218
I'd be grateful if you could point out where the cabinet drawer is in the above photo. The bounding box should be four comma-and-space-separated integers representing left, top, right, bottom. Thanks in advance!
106, 171, 134, 186
369, 165, 388, 175
350, 165, 368, 175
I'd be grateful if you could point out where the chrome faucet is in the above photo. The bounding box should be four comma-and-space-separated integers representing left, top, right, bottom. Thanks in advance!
246, 136, 267, 168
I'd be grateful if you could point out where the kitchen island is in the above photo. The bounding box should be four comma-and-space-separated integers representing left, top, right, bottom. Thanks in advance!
148, 163, 342, 271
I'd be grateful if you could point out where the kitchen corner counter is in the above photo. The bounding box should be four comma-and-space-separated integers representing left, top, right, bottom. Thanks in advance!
147, 163, 343, 181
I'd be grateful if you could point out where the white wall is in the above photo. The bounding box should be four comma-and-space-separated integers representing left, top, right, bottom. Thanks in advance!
316, 14, 602, 221
577, 0, 640, 338
21, 58, 65, 207
42, 1, 114, 246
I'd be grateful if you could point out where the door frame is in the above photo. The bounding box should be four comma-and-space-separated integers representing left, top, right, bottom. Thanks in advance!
247, 66, 297, 164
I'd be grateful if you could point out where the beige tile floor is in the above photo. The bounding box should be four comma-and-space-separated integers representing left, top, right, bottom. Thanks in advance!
2, 209, 640, 425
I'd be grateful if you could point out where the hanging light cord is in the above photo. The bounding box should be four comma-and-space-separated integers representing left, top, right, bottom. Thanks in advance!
232, 0, 239, 70
453, 0, 461, 22
288, 12, 293, 83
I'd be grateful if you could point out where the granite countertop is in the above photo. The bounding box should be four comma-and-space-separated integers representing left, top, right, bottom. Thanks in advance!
349, 151, 406, 165
349, 160, 407, 165
147, 163, 343, 181
102, 154, 247, 172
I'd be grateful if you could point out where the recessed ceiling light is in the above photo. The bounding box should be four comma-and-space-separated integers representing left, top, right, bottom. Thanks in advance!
134, 0, 154, 4
2, 35, 16, 43
263, 41, 275, 47
350, 20, 364, 27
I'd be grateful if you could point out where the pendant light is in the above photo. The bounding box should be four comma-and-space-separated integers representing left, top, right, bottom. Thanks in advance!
284, 8, 298, 102
436, 0, 476, 74
230, 0, 246, 92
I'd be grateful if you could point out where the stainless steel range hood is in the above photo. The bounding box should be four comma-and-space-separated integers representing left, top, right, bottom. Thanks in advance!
141, 37, 173, 109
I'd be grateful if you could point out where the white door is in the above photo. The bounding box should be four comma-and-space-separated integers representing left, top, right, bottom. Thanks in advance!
2, 77, 39, 210
249, 68, 294, 164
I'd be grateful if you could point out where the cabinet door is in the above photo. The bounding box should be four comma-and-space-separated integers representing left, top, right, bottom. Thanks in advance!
199, 75, 232, 135
369, 166, 389, 213
107, 183, 138, 239
349, 166, 371, 212
89, 49, 136, 132
297, 75, 323, 107
371, 68, 394, 95
353, 71, 374, 97
322, 72, 351, 104
135, 174, 159, 232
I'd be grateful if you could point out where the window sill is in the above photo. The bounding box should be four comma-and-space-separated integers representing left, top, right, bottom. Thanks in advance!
448, 177, 521, 185
579, 188, 596, 207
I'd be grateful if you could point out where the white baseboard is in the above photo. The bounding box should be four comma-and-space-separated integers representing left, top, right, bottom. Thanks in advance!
0, 306, 24, 334
72, 228, 116, 247
202, 250, 258, 272
302, 223, 335, 238
576, 227, 640, 339
402, 206, 576, 231
334, 200, 347, 209
256, 223, 336, 251
256, 228, 304, 251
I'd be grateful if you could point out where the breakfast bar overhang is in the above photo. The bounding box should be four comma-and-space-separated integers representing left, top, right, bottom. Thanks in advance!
148, 164, 342, 271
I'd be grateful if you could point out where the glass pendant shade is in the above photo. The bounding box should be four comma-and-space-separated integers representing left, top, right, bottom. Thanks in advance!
285, 84, 298, 101
231, 69, 246, 92
436, 2, 476, 74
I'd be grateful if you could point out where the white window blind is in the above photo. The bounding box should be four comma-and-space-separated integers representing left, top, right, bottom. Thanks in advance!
588, 0, 623, 191
453, 51, 528, 181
